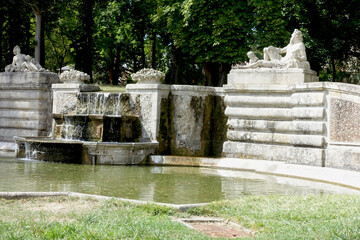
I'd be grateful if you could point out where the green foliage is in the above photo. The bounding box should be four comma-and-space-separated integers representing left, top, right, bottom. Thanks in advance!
249, 0, 302, 48
1, 0, 360, 84
301, 0, 360, 76
160, 0, 252, 64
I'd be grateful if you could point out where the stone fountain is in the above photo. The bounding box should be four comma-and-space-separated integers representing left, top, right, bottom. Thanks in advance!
15, 68, 159, 164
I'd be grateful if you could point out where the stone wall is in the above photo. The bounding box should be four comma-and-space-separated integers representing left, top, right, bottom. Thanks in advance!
326, 83, 360, 171
52, 84, 227, 158
167, 86, 227, 157
0, 72, 60, 156
223, 83, 326, 166
51, 79, 360, 170
223, 75, 360, 171
126, 84, 227, 157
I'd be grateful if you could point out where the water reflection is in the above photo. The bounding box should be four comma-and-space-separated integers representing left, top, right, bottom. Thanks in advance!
0, 158, 358, 204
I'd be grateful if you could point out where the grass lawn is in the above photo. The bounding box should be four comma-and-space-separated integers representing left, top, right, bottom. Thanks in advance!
1, 195, 360, 239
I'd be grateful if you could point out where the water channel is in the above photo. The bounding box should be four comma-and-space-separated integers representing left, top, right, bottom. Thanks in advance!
0, 157, 358, 204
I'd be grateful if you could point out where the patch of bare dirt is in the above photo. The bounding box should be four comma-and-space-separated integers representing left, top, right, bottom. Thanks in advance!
1, 197, 102, 222
177, 217, 254, 238
21, 197, 101, 215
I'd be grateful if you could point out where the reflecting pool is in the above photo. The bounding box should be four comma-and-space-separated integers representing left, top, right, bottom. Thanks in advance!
0, 157, 358, 204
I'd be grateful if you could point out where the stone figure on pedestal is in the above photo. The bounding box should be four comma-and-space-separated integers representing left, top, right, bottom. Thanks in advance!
239, 29, 310, 69
5, 45, 46, 72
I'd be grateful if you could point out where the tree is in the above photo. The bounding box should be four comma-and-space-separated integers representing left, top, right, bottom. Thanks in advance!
0, 0, 33, 70
301, 0, 360, 81
23, 0, 58, 67
156, 0, 252, 86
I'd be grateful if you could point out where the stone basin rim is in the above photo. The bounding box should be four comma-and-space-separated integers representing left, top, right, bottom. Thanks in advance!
150, 155, 360, 192
14, 136, 158, 146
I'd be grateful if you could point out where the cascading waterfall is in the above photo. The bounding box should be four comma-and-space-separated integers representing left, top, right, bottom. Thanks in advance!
77, 92, 123, 116
24, 142, 32, 159
15, 89, 157, 165
62, 117, 84, 140
116, 93, 121, 116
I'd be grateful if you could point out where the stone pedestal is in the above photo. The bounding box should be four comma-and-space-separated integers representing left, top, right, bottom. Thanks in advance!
227, 68, 318, 89
52, 83, 100, 114
126, 84, 171, 142
0, 72, 60, 156
222, 69, 325, 166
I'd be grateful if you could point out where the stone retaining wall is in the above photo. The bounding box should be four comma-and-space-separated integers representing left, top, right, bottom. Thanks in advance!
0, 72, 60, 156
223, 81, 360, 171
51, 79, 360, 170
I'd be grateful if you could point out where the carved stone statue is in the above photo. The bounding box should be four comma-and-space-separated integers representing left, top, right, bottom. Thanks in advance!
239, 29, 310, 69
131, 68, 165, 84
247, 51, 259, 64
59, 69, 90, 83
5, 45, 47, 72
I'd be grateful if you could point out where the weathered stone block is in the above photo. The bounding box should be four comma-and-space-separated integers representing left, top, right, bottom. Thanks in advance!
330, 98, 360, 143
326, 145, 360, 171
223, 141, 324, 166
227, 68, 318, 88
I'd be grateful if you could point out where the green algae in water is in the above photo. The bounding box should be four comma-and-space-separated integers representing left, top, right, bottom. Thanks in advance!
0, 157, 358, 204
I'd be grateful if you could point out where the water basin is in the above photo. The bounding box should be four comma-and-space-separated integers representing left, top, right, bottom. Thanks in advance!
0, 157, 358, 204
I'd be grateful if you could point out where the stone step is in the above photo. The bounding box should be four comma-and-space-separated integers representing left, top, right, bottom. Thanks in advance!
0, 142, 17, 157
225, 107, 325, 120
0, 100, 49, 110
227, 119, 325, 135
0, 109, 48, 120
225, 94, 292, 107
291, 92, 325, 106
0, 128, 48, 142
222, 141, 324, 166
225, 92, 325, 107
0, 118, 47, 130
227, 130, 325, 147
0, 90, 49, 100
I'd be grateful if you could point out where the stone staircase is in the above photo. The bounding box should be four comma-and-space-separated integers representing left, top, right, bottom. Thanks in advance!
222, 85, 327, 166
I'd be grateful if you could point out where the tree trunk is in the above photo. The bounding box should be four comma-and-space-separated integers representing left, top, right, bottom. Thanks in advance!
331, 58, 336, 82
151, 31, 156, 69
140, 26, 145, 69
202, 63, 220, 86
83, 0, 94, 82
34, 10, 45, 67
133, 53, 138, 73
218, 63, 231, 86
0, 7, 3, 70
167, 48, 183, 84
112, 46, 121, 85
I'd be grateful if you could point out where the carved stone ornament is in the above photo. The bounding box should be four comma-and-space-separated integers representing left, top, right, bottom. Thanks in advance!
131, 68, 165, 84
236, 29, 311, 69
59, 69, 90, 83
4, 46, 48, 72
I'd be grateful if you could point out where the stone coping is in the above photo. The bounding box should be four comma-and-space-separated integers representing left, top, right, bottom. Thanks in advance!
14, 136, 158, 148
0, 72, 60, 85
126, 84, 226, 97
229, 68, 317, 74
224, 81, 360, 94
150, 156, 360, 191
51, 83, 100, 92
126, 83, 171, 92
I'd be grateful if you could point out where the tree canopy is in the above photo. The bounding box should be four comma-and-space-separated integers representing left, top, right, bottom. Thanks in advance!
1, 0, 359, 85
